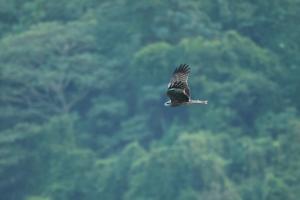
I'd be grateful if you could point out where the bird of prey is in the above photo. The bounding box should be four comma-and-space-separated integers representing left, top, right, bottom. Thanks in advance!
164, 64, 208, 107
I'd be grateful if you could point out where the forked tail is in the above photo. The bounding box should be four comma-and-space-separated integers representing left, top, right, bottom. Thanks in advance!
189, 99, 208, 104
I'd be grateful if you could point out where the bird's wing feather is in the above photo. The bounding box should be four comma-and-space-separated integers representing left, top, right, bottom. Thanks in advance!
168, 64, 191, 97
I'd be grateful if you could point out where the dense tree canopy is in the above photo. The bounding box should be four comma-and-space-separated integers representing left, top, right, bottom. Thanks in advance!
0, 0, 299, 199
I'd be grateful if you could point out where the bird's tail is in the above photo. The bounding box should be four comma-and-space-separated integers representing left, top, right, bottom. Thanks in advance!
189, 99, 208, 104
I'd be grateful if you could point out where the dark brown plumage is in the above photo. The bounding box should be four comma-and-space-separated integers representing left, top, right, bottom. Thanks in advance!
165, 64, 208, 107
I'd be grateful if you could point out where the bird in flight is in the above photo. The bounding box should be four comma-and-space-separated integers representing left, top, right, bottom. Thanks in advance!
164, 64, 208, 107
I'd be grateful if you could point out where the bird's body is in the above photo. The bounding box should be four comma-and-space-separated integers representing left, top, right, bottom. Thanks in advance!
164, 64, 208, 107
167, 88, 189, 103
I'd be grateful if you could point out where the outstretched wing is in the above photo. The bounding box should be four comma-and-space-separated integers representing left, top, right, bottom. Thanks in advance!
167, 64, 191, 97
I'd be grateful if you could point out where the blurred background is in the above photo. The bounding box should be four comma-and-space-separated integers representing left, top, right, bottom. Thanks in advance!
0, 0, 299, 200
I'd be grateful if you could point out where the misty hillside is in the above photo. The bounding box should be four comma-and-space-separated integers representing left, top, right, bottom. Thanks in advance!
0, 0, 299, 200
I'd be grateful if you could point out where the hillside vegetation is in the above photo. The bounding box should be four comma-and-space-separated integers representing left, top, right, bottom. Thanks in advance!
0, 0, 299, 199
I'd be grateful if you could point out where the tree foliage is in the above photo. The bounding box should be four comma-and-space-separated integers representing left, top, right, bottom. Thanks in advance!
0, 0, 299, 199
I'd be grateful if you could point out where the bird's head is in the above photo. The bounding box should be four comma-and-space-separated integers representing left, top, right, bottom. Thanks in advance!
164, 100, 172, 107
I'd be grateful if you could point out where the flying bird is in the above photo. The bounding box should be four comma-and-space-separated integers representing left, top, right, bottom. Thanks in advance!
164, 64, 208, 107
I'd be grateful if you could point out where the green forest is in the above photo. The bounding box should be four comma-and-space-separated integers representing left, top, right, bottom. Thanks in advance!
0, 0, 299, 199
